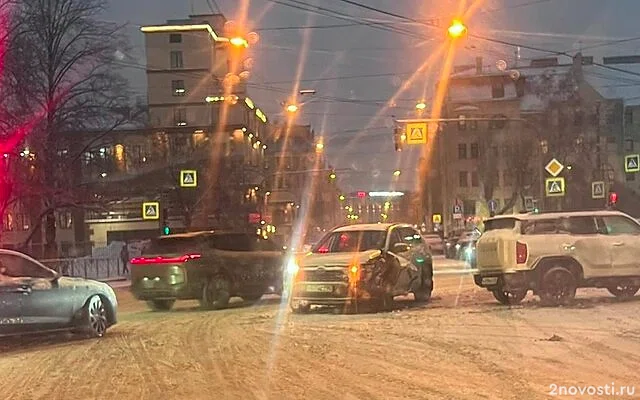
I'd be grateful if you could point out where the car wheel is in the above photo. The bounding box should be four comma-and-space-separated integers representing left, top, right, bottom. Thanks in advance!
492, 289, 527, 305
607, 283, 640, 299
82, 295, 108, 338
373, 293, 395, 312
200, 275, 231, 310
413, 265, 433, 302
539, 267, 577, 306
242, 294, 263, 304
147, 299, 175, 311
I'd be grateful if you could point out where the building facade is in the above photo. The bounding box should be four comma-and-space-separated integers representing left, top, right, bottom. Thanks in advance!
264, 124, 341, 244
436, 54, 635, 234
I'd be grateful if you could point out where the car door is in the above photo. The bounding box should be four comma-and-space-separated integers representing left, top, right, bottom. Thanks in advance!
384, 227, 415, 295
253, 237, 284, 293
597, 215, 640, 276
0, 279, 27, 335
398, 227, 426, 289
0, 254, 74, 331
560, 216, 612, 278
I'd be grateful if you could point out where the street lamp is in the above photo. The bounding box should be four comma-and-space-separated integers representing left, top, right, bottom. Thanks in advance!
447, 19, 467, 38
415, 101, 427, 111
315, 142, 324, 152
286, 104, 299, 113
229, 36, 248, 47
393, 170, 401, 177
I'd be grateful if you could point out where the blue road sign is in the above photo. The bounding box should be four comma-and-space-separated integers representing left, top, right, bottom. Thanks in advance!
488, 199, 498, 212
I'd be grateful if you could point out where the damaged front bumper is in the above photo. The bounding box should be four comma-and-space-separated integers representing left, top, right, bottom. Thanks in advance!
290, 281, 379, 306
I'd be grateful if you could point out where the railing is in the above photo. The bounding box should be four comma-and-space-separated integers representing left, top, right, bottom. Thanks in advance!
40, 257, 126, 281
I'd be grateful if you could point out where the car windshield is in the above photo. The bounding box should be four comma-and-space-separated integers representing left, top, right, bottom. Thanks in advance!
312, 230, 386, 253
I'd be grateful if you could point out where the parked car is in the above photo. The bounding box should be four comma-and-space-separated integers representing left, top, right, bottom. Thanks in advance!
422, 234, 444, 255
288, 223, 433, 313
456, 237, 478, 267
130, 231, 285, 311
474, 210, 640, 306
0, 249, 118, 338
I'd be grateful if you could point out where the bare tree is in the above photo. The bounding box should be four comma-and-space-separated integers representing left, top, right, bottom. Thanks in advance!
4, 0, 136, 257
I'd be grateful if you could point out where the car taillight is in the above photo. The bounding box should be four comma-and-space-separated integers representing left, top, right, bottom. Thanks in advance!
130, 253, 201, 265
515, 242, 527, 264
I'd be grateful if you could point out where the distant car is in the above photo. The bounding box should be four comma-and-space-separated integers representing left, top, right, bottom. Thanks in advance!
130, 231, 285, 311
288, 223, 433, 313
0, 249, 118, 338
422, 234, 444, 254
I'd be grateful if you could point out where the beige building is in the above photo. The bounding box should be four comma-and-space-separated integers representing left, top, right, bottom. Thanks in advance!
437, 54, 630, 234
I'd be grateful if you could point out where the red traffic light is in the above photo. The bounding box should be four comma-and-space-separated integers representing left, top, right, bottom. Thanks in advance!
609, 192, 618, 204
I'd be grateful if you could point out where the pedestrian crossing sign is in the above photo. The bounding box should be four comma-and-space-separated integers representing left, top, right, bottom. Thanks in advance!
591, 181, 605, 199
142, 202, 160, 220
180, 170, 197, 187
545, 177, 565, 197
625, 154, 640, 173
406, 122, 427, 144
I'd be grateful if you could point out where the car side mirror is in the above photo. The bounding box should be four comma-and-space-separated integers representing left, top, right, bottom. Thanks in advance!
391, 242, 410, 253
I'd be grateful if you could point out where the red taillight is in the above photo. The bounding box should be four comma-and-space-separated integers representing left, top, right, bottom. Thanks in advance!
317, 246, 329, 253
130, 253, 201, 265
515, 242, 527, 264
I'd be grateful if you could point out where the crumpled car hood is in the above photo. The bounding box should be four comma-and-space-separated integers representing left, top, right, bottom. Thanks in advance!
299, 250, 382, 267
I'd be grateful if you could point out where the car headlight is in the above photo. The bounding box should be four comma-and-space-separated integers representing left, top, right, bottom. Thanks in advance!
286, 258, 299, 275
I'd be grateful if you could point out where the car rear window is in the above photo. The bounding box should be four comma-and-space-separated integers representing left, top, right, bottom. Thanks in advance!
484, 218, 518, 232
144, 236, 206, 254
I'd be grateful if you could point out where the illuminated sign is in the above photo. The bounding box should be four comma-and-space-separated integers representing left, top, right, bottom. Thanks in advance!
140, 24, 224, 42
368, 191, 404, 197
255, 108, 267, 123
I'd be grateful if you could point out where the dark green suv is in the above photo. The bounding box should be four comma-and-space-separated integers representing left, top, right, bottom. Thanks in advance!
131, 231, 284, 311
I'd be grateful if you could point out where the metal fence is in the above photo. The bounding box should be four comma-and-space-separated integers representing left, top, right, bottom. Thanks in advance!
40, 257, 126, 281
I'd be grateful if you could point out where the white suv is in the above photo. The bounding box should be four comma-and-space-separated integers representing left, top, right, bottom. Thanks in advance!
474, 210, 640, 306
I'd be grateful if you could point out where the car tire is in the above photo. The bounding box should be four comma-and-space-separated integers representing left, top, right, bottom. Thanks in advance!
413, 264, 433, 302
78, 295, 109, 338
242, 294, 263, 304
607, 283, 640, 299
200, 275, 231, 310
373, 293, 395, 312
539, 267, 577, 306
147, 299, 175, 311
492, 289, 527, 305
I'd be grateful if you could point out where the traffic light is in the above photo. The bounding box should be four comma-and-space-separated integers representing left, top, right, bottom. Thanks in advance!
162, 208, 170, 235
608, 191, 618, 207
393, 126, 403, 152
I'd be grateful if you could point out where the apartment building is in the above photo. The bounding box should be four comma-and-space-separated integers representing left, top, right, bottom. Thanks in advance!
438, 53, 632, 232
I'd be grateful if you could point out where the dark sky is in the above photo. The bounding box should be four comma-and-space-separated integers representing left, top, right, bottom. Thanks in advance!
103, 0, 640, 193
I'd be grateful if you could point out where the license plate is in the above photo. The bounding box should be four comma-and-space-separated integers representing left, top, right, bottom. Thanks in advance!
481, 277, 499, 285
306, 284, 333, 293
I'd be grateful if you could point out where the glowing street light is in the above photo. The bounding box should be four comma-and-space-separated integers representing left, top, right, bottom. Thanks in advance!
447, 19, 467, 38
315, 142, 324, 152
393, 170, 401, 177
329, 172, 337, 180
415, 101, 427, 110
286, 103, 299, 113
229, 36, 248, 47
